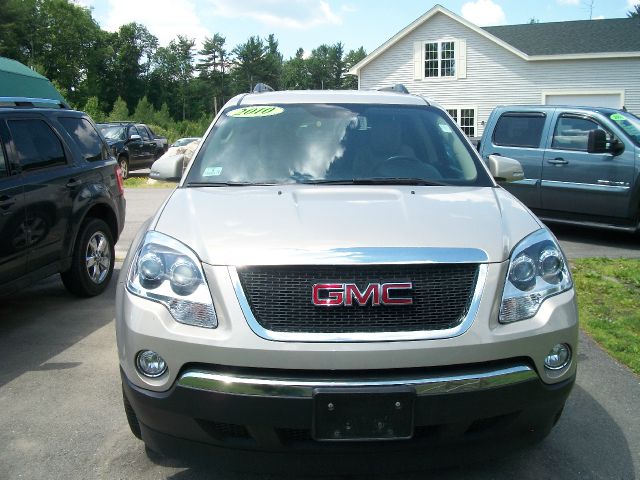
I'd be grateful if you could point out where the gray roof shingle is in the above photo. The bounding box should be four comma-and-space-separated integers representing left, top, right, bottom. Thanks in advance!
483, 18, 640, 55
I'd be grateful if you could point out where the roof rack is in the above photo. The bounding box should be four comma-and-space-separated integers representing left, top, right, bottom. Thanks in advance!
0, 97, 70, 109
253, 83, 274, 93
378, 84, 410, 94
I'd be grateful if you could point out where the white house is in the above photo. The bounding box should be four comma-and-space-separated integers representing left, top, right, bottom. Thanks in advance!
348, 5, 640, 137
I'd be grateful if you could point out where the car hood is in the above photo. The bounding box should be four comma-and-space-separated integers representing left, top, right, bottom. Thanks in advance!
153, 185, 541, 265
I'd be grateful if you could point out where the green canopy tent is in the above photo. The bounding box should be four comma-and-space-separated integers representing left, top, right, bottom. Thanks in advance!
0, 57, 66, 103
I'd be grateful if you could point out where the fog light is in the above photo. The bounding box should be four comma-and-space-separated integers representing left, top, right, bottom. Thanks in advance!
136, 350, 167, 378
544, 344, 571, 370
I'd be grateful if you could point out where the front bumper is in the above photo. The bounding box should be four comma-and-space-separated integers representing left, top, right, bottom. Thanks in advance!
122, 361, 575, 456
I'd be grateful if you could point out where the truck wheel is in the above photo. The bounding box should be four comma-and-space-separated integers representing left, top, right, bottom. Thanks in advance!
61, 218, 114, 297
118, 155, 129, 179
122, 388, 142, 440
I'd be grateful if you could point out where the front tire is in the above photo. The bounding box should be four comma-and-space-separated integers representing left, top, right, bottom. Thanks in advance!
61, 218, 114, 297
118, 155, 130, 180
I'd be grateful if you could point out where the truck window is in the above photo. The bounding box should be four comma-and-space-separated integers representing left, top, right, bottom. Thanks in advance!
8, 119, 67, 171
59, 117, 108, 162
129, 126, 141, 139
493, 113, 546, 148
551, 115, 610, 152
137, 125, 151, 140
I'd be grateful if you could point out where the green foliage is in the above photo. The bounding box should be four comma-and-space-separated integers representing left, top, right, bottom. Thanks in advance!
197, 33, 227, 80
83, 96, 105, 122
133, 96, 155, 124
628, 4, 640, 17
0, 0, 28, 59
231, 36, 269, 93
153, 103, 172, 128
282, 48, 309, 89
342, 47, 367, 89
572, 258, 640, 374
123, 176, 174, 188
112, 22, 158, 112
108, 96, 130, 121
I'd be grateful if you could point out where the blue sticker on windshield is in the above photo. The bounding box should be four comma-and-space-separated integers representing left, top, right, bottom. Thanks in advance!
203, 166, 223, 176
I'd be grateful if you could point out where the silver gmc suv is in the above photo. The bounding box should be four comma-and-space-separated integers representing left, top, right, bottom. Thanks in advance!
116, 88, 578, 463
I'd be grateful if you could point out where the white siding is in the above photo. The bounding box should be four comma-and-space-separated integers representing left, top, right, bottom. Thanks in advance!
359, 12, 640, 136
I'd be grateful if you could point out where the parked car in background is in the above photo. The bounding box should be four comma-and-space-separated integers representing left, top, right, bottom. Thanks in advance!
119, 87, 577, 464
170, 137, 201, 148
0, 97, 125, 297
150, 137, 201, 180
479, 105, 640, 232
97, 122, 168, 179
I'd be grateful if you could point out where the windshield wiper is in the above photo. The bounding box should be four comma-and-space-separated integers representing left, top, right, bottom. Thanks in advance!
186, 181, 277, 187
301, 178, 448, 186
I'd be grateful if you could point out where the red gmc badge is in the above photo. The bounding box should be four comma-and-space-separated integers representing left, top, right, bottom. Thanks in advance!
312, 282, 413, 307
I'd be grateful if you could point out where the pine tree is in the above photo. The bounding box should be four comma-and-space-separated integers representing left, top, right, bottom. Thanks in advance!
108, 97, 130, 121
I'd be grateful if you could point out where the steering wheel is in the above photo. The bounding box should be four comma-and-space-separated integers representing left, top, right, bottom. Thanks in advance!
373, 155, 426, 176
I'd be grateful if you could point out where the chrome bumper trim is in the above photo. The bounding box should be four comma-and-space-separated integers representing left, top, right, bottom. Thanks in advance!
229, 263, 488, 343
177, 363, 537, 398
224, 246, 490, 266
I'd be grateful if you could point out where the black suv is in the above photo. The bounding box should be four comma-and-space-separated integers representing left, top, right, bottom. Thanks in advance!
97, 122, 168, 179
0, 97, 126, 296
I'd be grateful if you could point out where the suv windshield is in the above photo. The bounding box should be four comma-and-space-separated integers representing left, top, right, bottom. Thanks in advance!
186, 104, 491, 186
98, 125, 125, 141
608, 111, 640, 146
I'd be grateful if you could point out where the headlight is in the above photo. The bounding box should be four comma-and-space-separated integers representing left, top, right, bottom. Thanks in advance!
126, 231, 218, 328
500, 229, 572, 323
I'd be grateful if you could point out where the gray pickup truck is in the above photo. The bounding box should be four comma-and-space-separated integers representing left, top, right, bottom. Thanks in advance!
478, 106, 640, 232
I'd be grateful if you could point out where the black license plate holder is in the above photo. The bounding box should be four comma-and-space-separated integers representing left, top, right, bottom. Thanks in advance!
312, 387, 415, 441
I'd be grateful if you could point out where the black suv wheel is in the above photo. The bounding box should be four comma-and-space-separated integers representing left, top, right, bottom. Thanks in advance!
61, 218, 115, 296
118, 155, 130, 180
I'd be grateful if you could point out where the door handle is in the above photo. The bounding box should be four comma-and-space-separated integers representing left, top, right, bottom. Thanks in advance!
0, 195, 16, 209
66, 178, 83, 188
547, 158, 569, 165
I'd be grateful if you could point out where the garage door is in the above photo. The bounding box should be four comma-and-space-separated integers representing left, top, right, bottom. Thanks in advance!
544, 92, 622, 109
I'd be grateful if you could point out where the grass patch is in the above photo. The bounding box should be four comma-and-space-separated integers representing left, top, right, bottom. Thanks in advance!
571, 258, 640, 375
123, 177, 175, 188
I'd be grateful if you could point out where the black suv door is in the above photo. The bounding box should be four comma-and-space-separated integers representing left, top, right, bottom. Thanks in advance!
126, 125, 147, 168
136, 124, 157, 161
0, 120, 27, 285
6, 115, 73, 274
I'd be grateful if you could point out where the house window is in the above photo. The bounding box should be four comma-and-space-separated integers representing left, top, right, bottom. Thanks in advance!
424, 41, 456, 78
446, 107, 477, 137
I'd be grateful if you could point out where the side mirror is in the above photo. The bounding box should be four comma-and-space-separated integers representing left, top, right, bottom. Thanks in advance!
149, 154, 184, 182
610, 138, 625, 156
587, 129, 607, 154
129, 134, 142, 141
487, 154, 524, 182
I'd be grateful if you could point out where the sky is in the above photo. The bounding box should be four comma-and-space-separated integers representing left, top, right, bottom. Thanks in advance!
76, 0, 640, 58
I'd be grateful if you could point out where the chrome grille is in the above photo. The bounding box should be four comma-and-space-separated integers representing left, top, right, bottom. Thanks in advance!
236, 264, 479, 334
